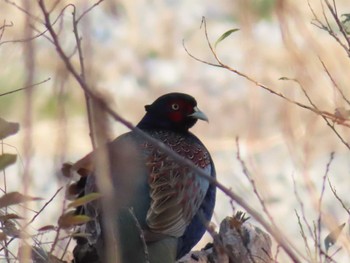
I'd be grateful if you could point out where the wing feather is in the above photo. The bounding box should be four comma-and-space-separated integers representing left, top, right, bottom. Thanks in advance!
144, 131, 211, 238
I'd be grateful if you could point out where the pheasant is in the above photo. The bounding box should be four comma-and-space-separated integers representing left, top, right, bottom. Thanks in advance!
71, 93, 216, 263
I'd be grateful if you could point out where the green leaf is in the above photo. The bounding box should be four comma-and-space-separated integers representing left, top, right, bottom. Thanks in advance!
342, 14, 350, 23
68, 192, 102, 209
341, 14, 350, 34
0, 154, 17, 170
58, 211, 91, 229
215, 29, 239, 48
0, 118, 19, 140
0, 192, 43, 209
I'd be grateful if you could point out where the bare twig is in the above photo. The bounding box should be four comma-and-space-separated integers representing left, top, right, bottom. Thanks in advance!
317, 152, 335, 261
319, 58, 350, 106
327, 178, 350, 215
187, 17, 350, 152
128, 208, 149, 263
0, 20, 13, 42
72, 6, 96, 149
0, 78, 51, 97
324, 0, 350, 50
295, 210, 313, 261
4, 0, 43, 24
0, 26, 51, 46
26, 187, 63, 227
292, 172, 315, 257
274, 244, 281, 263
293, 78, 350, 150
76, 0, 105, 23
308, 0, 350, 57
235, 137, 276, 230
0, 3, 76, 47
183, 17, 350, 130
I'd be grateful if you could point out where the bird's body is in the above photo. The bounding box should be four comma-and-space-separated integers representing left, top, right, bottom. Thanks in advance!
72, 93, 216, 263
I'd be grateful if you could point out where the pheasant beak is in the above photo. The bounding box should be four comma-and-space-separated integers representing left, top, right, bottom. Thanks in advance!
189, 106, 209, 122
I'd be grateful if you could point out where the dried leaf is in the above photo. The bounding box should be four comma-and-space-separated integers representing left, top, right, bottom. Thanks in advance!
214, 28, 239, 48
0, 232, 6, 241
334, 107, 350, 121
0, 154, 17, 170
325, 223, 345, 251
2, 220, 20, 237
38, 225, 56, 232
0, 118, 19, 140
0, 192, 43, 209
65, 184, 80, 200
68, 192, 102, 209
61, 162, 73, 178
0, 213, 23, 221
58, 211, 91, 229
65, 179, 86, 200
73, 152, 94, 177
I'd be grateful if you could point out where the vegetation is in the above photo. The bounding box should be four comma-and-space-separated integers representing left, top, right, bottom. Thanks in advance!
1, 0, 350, 262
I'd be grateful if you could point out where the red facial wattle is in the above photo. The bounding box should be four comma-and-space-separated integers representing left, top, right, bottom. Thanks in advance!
168, 111, 184, 122
167, 100, 194, 123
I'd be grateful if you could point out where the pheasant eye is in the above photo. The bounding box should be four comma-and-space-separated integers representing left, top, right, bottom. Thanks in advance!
171, 103, 180, 110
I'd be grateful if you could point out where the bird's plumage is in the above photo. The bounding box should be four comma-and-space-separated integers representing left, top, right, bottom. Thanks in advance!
72, 93, 216, 263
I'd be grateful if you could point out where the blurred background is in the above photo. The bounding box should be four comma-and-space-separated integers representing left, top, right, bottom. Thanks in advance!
1, 0, 350, 261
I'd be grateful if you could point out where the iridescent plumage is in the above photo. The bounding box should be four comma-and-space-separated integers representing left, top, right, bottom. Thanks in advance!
72, 93, 216, 263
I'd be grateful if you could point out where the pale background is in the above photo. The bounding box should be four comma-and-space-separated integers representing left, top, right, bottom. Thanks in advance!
1, 0, 350, 261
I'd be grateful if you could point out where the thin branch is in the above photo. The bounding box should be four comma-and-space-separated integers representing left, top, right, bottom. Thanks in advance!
0, 20, 13, 42
72, 7, 96, 149
129, 208, 149, 263
4, 0, 44, 24
292, 173, 316, 248
184, 18, 350, 130
235, 137, 276, 228
317, 152, 335, 261
328, 178, 350, 215
274, 244, 281, 263
186, 17, 350, 153
309, 0, 350, 57
321, 0, 333, 34
26, 187, 63, 227
0, 4, 72, 46
76, 0, 105, 24
48, 0, 62, 14
0, 78, 51, 97
295, 210, 313, 261
0, 20, 13, 31
294, 78, 350, 150
182, 39, 222, 68
319, 57, 350, 106
0, 26, 51, 46
308, 0, 326, 30
324, 0, 350, 50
